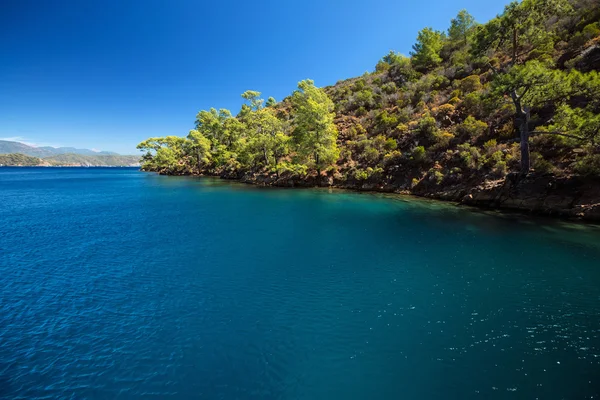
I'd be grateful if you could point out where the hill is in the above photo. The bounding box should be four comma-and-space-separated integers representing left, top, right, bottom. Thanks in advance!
136, 0, 600, 220
0, 153, 140, 167
0, 140, 119, 157
0, 153, 45, 166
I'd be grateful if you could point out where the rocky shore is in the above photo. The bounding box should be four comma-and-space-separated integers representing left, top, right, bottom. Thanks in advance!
152, 168, 600, 222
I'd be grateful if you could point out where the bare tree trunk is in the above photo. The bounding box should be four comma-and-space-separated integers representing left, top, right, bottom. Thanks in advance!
315, 152, 320, 184
519, 107, 531, 174
510, 89, 530, 175
512, 27, 518, 64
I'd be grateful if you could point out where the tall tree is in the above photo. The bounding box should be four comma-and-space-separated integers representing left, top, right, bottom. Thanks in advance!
290, 80, 339, 178
241, 90, 264, 111
410, 28, 445, 71
472, 0, 573, 173
493, 60, 600, 172
265, 97, 277, 108
186, 129, 212, 171
448, 9, 476, 47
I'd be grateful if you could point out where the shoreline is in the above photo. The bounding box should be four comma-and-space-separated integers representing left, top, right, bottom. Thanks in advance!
149, 170, 600, 223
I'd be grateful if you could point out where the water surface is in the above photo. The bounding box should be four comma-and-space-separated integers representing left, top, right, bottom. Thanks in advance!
1, 167, 600, 399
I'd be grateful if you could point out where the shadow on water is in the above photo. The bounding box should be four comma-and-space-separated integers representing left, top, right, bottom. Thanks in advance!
150, 173, 600, 242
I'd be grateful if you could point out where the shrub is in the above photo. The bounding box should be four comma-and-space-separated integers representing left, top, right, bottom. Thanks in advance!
354, 89, 376, 109
354, 167, 383, 181
433, 103, 455, 120
483, 139, 498, 154
352, 79, 366, 92
354, 169, 369, 180
531, 152, 555, 174
458, 75, 482, 94
432, 131, 455, 149
489, 150, 503, 164
384, 138, 398, 151
573, 154, 600, 177
458, 116, 487, 139
364, 147, 380, 163
383, 150, 402, 165
492, 160, 508, 176
461, 92, 485, 117
381, 82, 397, 94
416, 115, 439, 141
278, 162, 308, 177
410, 146, 427, 164
582, 22, 600, 40
447, 96, 461, 105
397, 123, 410, 135
428, 169, 445, 184
457, 143, 483, 170
375, 110, 399, 131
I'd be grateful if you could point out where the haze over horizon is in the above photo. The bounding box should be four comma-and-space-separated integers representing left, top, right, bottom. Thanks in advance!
1, 0, 507, 154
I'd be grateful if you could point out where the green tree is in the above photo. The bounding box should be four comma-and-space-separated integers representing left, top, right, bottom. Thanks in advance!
291, 79, 339, 178
265, 97, 277, 108
473, 0, 574, 173
186, 129, 212, 171
194, 108, 232, 145
448, 10, 476, 47
411, 28, 445, 71
137, 136, 190, 174
493, 60, 600, 172
241, 90, 264, 111
247, 107, 290, 171
472, 0, 571, 63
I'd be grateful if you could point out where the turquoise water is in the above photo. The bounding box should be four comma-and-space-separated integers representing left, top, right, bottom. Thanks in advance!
1, 167, 600, 399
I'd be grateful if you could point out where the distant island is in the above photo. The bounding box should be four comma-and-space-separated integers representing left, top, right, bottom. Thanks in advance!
135, 0, 600, 221
0, 140, 140, 167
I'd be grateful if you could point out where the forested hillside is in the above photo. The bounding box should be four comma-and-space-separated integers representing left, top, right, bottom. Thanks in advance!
0, 153, 140, 167
138, 0, 600, 219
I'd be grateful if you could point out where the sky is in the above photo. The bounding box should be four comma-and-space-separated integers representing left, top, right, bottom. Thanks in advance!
0, 0, 508, 154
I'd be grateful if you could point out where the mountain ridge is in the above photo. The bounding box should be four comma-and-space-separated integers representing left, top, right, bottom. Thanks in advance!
0, 152, 140, 167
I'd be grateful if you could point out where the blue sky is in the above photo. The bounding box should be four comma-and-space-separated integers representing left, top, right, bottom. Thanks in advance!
1, 0, 508, 154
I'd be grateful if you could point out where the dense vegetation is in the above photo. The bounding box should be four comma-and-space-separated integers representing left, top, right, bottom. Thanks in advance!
0, 153, 42, 166
0, 153, 140, 167
138, 0, 600, 193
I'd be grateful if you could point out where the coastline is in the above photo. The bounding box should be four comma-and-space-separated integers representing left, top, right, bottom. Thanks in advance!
147, 169, 600, 222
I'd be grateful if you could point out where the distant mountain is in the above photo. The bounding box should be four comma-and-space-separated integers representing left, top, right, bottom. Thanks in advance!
0, 153, 141, 167
0, 140, 119, 157
43, 153, 140, 166
38, 146, 118, 156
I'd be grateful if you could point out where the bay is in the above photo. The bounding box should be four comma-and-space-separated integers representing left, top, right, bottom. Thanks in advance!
1, 167, 599, 399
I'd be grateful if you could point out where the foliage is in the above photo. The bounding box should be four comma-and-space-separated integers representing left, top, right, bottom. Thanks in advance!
291, 80, 339, 174
411, 28, 445, 71
138, 0, 600, 191
457, 116, 487, 138
448, 10, 477, 47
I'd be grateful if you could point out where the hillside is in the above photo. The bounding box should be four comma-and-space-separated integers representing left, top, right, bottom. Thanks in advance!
0, 153, 140, 167
0, 153, 44, 166
0, 140, 118, 157
137, 0, 600, 220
